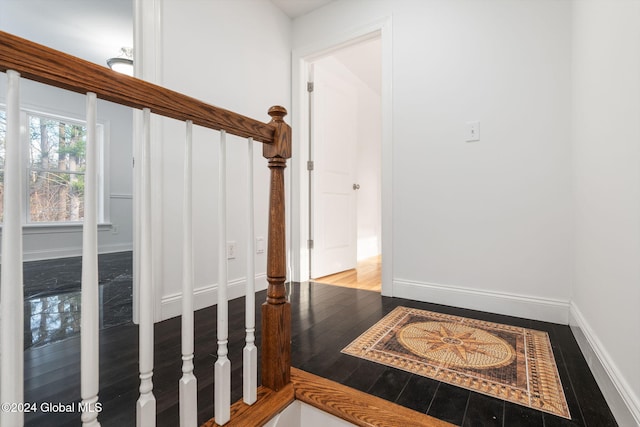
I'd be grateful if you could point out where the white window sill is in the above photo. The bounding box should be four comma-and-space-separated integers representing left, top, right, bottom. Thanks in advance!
0, 223, 113, 235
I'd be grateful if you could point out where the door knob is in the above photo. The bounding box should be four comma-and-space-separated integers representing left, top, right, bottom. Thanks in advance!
353, 183, 361, 190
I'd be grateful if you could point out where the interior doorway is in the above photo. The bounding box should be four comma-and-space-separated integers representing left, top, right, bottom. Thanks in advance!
307, 36, 382, 291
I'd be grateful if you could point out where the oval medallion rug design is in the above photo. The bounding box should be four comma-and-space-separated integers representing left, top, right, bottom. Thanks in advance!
341, 306, 570, 419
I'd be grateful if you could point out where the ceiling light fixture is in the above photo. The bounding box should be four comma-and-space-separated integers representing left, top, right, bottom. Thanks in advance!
107, 47, 134, 76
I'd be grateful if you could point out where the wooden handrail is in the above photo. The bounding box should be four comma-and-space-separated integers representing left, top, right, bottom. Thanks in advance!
0, 30, 275, 142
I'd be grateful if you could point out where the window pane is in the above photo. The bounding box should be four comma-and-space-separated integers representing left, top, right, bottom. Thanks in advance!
28, 115, 86, 173
27, 114, 88, 223
29, 171, 84, 222
0, 110, 98, 224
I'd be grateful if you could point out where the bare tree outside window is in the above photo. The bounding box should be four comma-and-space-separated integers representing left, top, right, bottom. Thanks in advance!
0, 110, 95, 224
28, 114, 86, 222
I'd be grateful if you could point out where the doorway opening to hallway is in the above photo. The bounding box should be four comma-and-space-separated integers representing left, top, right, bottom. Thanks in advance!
307, 35, 382, 292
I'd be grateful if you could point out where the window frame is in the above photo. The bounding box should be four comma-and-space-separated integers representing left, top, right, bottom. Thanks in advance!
0, 105, 108, 228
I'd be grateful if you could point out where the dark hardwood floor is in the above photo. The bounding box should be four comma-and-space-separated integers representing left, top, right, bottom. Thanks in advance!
23, 280, 617, 426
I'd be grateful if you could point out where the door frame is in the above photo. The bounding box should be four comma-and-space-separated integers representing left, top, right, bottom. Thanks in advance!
290, 16, 393, 296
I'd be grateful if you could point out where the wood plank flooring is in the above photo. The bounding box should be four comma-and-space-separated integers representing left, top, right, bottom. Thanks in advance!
313, 255, 382, 292
24, 282, 617, 426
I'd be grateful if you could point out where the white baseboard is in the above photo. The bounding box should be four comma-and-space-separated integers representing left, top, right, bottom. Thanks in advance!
23, 247, 84, 262
97, 243, 134, 255
22, 243, 133, 262
393, 279, 570, 324
569, 303, 640, 427
160, 274, 268, 321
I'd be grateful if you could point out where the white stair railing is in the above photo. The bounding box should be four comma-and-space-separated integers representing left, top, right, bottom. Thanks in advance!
214, 130, 231, 425
243, 137, 258, 405
0, 69, 25, 427
0, 75, 267, 427
179, 121, 198, 427
80, 92, 101, 427
137, 108, 156, 426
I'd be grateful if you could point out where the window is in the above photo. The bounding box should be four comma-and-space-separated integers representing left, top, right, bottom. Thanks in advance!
27, 114, 87, 223
0, 109, 104, 224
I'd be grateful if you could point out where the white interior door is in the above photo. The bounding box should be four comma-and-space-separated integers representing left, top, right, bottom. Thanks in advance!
310, 61, 359, 279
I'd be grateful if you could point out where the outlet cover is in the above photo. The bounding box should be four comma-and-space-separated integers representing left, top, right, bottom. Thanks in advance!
227, 241, 236, 259
256, 237, 265, 254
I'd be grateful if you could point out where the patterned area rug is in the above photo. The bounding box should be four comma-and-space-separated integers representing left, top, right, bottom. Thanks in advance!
342, 307, 570, 419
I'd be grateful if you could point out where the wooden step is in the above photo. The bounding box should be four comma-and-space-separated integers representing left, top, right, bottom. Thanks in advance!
201, 383, 294, 427
201, 368, 455, 427
291, 368, 455, 427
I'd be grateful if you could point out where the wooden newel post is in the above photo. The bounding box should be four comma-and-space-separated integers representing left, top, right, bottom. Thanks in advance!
261, 105, 292, 391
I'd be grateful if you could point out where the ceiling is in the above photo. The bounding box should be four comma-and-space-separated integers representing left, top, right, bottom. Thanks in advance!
270, 0, 335, 18
0, 0, 133, 67
0, 0, 334, 69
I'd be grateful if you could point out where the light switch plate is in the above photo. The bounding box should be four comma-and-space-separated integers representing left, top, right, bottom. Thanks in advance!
466, 121, 480, 142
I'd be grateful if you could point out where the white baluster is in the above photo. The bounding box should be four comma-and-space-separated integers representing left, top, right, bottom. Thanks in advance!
214, 130, 231, 425
243, 138, 257, 405
137, 108, 156, 426
179, 121, 197, 427
1, 70, 24, 427
81, 92, 101, 427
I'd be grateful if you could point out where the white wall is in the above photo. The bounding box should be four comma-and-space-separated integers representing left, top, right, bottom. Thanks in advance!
293, 0, 640, 423
293, 0, 573, 323
571, 1, 640, 424
139, 0, 292, 319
